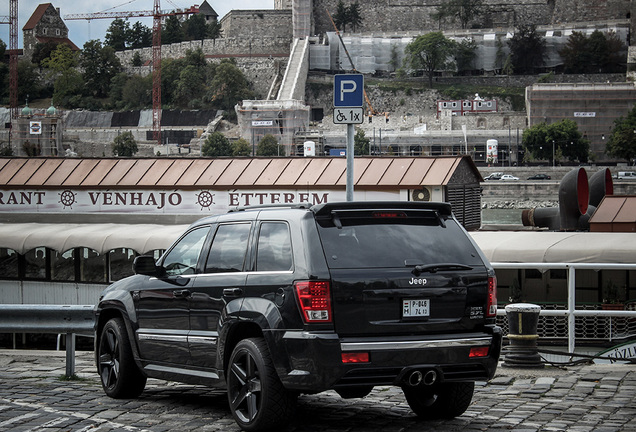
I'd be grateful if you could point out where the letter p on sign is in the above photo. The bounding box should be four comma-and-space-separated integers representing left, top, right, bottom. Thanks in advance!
333, 74, 364, 108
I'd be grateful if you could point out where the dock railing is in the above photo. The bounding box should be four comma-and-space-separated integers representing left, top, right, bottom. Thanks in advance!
492, 262, 636, 354
0, 304, 95, 377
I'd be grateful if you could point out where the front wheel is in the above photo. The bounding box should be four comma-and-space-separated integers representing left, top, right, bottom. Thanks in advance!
97, 317, 146, 399
227, 338, 297, 432
402, 381, 474, 420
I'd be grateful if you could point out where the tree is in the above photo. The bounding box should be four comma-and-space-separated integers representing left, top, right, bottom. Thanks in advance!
121, 74, 152, 109
606, 105, 636, 164
31, 41, 59, 67
175, 65, 207, 107
112, 131, 138, 157
41, 44, 78, 73
522, 119, 589, 164
128, 22, 152, 49
348, 2, 363, 32
53, 69, 84, 107
131, 52, 143, 67
404, 32, 456, 88
332, 1, 349, 32
232, 138, 252, 156
507, 24, 546, 75
163, 15, 184, 45
209, 59, 255, 111
354, 129, 369, 155
256, 134, 283, 156
184, 13, 208, 41
434, 0, 483, 29
559, 31, 592, 74
202, 132, 232, 157
454, 38, 477, 74
80, 40, 122, 98
105, 18, 129, 51
207, 21, 223, 41
559, 30, 626, 74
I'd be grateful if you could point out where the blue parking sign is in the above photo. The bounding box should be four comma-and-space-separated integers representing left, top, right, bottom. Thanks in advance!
333, 74, 364, 107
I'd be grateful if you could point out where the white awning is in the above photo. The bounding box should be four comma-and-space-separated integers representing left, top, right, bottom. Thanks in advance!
470, 231, 636, 264
0, 223, 190, 255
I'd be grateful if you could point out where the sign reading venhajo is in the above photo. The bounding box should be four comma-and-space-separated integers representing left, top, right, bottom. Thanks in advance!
0, 189, 403, 214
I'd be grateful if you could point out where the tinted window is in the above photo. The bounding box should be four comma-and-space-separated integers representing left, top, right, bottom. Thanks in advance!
317, 216, 482, 269
256, 222, 292, 272
163, 227, 210, 276
205, 223, 251, 273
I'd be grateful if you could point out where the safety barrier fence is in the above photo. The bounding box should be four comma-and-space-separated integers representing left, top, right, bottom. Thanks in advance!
0, 304, 95, 377
493, 262, 636, 354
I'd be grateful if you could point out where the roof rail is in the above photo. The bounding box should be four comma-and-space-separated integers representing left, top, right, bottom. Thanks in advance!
228, 203, 313, 213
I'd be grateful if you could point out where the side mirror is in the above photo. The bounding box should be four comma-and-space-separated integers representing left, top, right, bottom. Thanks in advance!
133, 255, 160, 276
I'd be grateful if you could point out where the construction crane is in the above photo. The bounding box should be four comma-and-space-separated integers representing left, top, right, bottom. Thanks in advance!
65, 2, 199, 146
0, 0, 19, 121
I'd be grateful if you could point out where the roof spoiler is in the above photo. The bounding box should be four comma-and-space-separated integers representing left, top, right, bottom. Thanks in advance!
311, 201, 452, 217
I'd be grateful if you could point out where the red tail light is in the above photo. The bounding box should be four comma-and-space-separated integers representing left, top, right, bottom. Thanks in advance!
469, 346, 490, 358
486, 275, 497, 317
294, 281, 332, 323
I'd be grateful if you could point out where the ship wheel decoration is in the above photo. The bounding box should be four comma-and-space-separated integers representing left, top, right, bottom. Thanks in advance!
196, 191, 215, 210
59, 190, 77, 209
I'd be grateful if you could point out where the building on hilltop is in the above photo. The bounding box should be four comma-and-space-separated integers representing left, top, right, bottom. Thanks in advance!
23, 3, 79, 61
197, 0, 218, 24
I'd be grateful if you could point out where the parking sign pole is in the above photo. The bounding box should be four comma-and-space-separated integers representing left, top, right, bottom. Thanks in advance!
333, 74, 364, 202
346, 123, 354, 201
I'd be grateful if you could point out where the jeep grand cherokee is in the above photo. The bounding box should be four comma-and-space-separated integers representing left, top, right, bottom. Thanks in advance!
94, 201, 501, 431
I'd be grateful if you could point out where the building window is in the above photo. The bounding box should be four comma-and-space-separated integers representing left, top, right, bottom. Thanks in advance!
109, 248, 137, 282
0, 248, 19, 279
79, 248, 106, 282
25, 247, 48, 279
56, 29, 60, 36
52, 250, 75, 281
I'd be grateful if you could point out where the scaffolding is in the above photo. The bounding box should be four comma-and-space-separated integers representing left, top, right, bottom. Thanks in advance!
310, 22, 630, 74
11, 108, 63, 157
292, 0, 312, 39
236, 99, 310, 156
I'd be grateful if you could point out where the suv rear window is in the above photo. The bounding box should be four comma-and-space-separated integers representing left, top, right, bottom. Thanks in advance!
317, 212, 482, 269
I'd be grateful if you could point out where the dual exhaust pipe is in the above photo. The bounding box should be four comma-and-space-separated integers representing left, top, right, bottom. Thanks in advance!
405, 369, 437, 387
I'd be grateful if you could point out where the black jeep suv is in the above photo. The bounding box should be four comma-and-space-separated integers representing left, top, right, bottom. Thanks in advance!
95, 201, 501, 431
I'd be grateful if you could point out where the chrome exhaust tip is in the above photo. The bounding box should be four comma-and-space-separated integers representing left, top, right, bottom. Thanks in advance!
407, 370, 423, 386
423, 370, 437, 385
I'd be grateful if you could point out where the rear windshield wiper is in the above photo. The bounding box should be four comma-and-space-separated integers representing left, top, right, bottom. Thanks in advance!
409, 263, 473, 276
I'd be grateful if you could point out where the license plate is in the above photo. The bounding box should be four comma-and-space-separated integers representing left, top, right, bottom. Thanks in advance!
402, 299, 430, 318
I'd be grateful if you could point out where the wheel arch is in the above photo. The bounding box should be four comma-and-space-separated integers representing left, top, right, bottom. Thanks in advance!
95, 303, 143, 370
220, 297, 292, 380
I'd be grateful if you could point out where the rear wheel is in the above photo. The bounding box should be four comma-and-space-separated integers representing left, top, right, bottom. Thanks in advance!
227, 338, 297, 432
402, 381, 474, 419
97, 317, 146, 398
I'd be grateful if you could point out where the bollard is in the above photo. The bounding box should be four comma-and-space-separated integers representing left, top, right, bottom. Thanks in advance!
503, 303, 544, 368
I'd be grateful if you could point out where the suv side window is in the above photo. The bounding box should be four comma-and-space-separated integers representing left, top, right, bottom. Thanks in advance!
205, 223, 251, 273
162, 227, 210, 276
256, 222, 292, 272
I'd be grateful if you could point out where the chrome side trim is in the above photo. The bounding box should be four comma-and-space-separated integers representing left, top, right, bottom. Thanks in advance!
144, 364, 219, 380
341, 336, 493, 351
188, 335, 218, 345
137, 329, 188, 344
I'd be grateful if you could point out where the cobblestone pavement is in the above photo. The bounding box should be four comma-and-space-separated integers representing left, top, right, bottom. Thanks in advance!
0, 350, 635, 432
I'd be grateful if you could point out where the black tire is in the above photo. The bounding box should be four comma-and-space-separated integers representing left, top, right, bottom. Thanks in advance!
403, 381, 474, 420
227, 338, 297, 432
97, 317, 147, 399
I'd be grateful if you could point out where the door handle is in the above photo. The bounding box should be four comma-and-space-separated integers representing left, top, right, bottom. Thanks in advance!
173, 289, 191, 298
223, 288, 243, 297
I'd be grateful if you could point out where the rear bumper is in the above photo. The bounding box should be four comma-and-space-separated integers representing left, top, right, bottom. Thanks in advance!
278, 325, 502, 392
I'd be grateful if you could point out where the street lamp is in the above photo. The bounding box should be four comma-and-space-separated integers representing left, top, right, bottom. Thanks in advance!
552, 140, 555, 168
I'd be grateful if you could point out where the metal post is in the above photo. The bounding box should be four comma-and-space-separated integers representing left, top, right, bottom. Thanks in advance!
65, 333, 76, 378
568, 265, 576, 353
346, 123, 354, 201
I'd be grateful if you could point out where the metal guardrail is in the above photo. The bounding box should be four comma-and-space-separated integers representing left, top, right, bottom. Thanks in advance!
0, 305, 95, 377
492, 262, 636, 353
